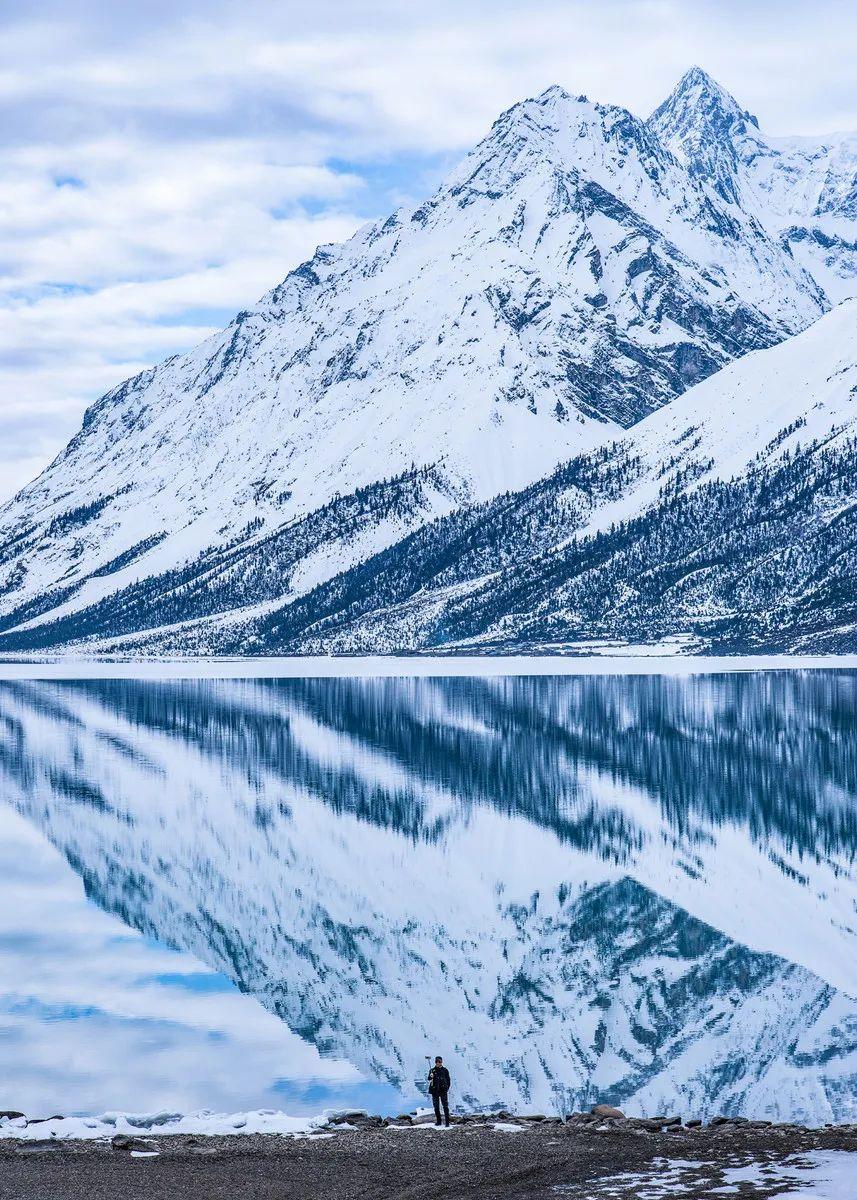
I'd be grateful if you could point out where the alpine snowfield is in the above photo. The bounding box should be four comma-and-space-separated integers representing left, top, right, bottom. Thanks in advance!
1, 68, 856, 656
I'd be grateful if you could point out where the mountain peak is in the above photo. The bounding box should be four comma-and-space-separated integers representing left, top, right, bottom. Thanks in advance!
535, 83, 575, 104
487, 83, 591, 137
0, 71, 847, 656
648, 67, 761, 204
650, 66, 759, 139
675, 66, 740, 106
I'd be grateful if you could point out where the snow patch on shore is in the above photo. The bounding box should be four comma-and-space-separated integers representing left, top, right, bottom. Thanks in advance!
719, 1151, 857, 1197
567, 1151, 857, 1198
0, 1109, 328, 1141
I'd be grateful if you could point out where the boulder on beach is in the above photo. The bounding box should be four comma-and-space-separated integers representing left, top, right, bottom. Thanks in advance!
591, 1104, 625, 1119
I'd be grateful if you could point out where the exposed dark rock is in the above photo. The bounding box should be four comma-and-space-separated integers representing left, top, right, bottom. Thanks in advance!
110, 1134, 158, 1152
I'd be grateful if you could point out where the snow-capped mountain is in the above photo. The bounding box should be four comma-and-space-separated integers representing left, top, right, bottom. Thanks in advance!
1, 677, 855, 1120
1, 69, 854, 654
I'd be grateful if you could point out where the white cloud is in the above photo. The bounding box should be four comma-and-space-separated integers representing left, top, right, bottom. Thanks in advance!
0, 209, 364, 499
0, 0, 855, 502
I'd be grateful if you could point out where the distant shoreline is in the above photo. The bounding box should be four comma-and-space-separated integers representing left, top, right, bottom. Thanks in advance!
1, 652, 857, 679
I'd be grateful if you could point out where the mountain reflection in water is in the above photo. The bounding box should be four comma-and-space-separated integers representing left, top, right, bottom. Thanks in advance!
0, 673, 855, 1123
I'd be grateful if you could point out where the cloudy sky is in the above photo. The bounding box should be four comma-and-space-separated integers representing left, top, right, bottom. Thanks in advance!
1, 0, 855, 503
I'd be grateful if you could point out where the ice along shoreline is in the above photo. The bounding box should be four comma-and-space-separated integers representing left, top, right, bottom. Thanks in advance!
1, 652, 857, 680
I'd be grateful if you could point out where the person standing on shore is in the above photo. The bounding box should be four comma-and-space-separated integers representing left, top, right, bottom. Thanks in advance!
428, 1056, 451, 1126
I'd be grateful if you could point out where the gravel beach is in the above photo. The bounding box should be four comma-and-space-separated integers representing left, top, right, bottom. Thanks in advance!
2, 1116, 856, 1200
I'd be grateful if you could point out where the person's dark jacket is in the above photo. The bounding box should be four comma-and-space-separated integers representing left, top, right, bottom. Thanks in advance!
428, 1065, 451, 1095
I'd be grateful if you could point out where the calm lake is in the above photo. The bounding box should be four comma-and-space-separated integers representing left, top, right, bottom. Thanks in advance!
1, 672, 855, 1124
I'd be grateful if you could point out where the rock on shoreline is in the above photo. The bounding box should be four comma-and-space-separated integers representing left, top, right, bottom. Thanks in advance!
3, 1103, 857, 1143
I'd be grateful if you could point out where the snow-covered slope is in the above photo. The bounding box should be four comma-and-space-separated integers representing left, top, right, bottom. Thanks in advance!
1, 677, 855, 1120
65, 298, 855, 658
0, 71, 847, 652
559, 295, 857, 534
181, 298, 849, 657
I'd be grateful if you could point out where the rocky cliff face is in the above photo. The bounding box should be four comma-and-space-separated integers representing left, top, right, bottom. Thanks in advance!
1, 70, 853, 653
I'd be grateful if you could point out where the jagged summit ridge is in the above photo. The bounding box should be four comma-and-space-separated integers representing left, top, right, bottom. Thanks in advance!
648, 68, 760, 205
650, 67, 857, 301
652, 66, 759, 134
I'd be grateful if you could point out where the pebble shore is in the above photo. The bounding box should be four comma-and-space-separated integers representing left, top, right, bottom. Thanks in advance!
2, 1108, 856, 1199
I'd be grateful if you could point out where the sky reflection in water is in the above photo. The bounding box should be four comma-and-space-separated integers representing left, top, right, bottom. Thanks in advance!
0, 806, 400, 1116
